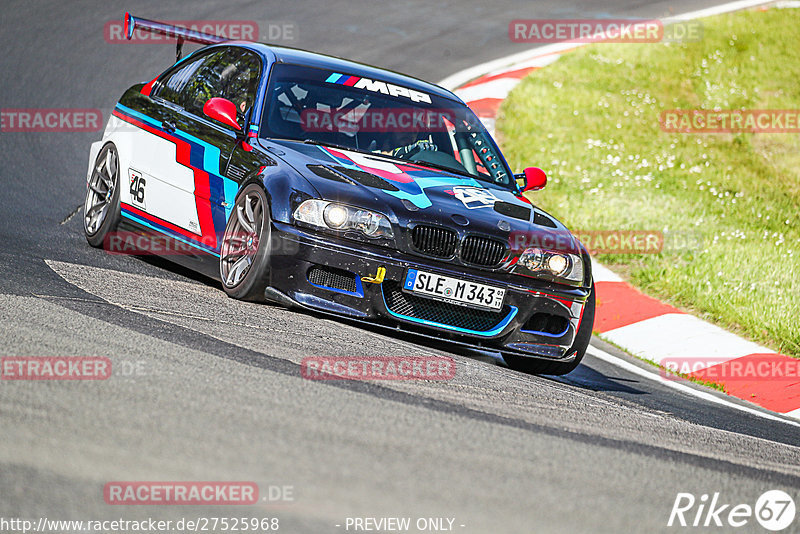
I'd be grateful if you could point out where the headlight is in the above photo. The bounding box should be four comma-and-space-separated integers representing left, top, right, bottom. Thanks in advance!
323, 204, 348, 229
293, 199, 394, 240
514, 247, 584, 284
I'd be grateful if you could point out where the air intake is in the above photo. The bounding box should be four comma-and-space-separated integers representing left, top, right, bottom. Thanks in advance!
307, 266, 358, 294
383, 281, 511, 333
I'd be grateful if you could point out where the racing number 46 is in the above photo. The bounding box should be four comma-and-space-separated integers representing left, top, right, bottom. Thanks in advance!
129, 171, 146, 205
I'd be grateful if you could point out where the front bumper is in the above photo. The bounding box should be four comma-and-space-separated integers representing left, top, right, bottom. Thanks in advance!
267, 221, 592, 361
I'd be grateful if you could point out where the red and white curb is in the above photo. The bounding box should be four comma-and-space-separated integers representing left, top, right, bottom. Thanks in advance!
441, 0, 800, 421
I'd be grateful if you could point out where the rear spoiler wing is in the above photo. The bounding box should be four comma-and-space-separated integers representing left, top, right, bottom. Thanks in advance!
124, 12, 227, 61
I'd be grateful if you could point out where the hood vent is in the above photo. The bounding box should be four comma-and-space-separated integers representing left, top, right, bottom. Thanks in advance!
494, 201, 530, 221
533, 211, 557, 228
306, 164, 355, 184
330, 166, 399, 191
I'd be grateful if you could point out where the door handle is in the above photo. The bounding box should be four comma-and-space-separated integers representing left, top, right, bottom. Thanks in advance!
161, 121, 176, 133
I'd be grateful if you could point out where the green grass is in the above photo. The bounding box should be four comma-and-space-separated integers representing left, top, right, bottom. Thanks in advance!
498, 8, 800, 358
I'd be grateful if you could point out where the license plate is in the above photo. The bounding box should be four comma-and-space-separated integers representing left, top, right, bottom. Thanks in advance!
403, 269, 505, 311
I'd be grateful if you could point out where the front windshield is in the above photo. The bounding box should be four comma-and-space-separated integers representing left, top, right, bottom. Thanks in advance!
259, 63, 513, 186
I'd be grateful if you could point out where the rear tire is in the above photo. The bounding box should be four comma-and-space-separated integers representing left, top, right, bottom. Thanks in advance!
504, 283, 595, 376
219, 184, 272, 301
84, 144, 121, 248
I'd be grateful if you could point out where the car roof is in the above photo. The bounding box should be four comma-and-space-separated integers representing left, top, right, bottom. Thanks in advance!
231, 42, 463, 104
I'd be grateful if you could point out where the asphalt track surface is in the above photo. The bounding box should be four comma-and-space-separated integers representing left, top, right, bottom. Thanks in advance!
1, 1, 798, 533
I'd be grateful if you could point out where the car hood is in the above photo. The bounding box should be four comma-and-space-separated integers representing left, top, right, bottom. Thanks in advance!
261, 138, 577, 251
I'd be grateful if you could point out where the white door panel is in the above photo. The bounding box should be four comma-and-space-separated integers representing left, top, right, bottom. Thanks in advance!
124, 168, 201, 235
127, 127, 196, 195
110, 116, 202, 235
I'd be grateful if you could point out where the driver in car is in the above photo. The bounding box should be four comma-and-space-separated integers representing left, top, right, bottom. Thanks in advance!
380, 130, 438, 159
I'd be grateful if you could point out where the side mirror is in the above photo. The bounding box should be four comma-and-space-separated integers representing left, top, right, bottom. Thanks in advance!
203, 97, 242, 132
515, 167, 547, 192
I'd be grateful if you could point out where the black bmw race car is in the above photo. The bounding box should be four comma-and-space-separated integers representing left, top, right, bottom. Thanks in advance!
83, 14, 595, 375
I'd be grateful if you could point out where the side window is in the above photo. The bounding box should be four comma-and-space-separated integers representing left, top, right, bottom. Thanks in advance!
154, 55, 208, 107
152, 48, 262, 128
219, 52, 261, 116
182, 48, 262, 121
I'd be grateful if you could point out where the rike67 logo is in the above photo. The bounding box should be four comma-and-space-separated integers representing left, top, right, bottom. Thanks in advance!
668, 490, 796, 531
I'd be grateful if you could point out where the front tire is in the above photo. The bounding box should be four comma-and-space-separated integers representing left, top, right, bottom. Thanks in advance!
84, 144, 121, 247
219, 184, 272, 301
504, 283, 596, 376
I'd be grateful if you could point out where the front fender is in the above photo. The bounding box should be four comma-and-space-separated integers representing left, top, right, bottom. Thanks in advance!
239, 163, 320, 226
